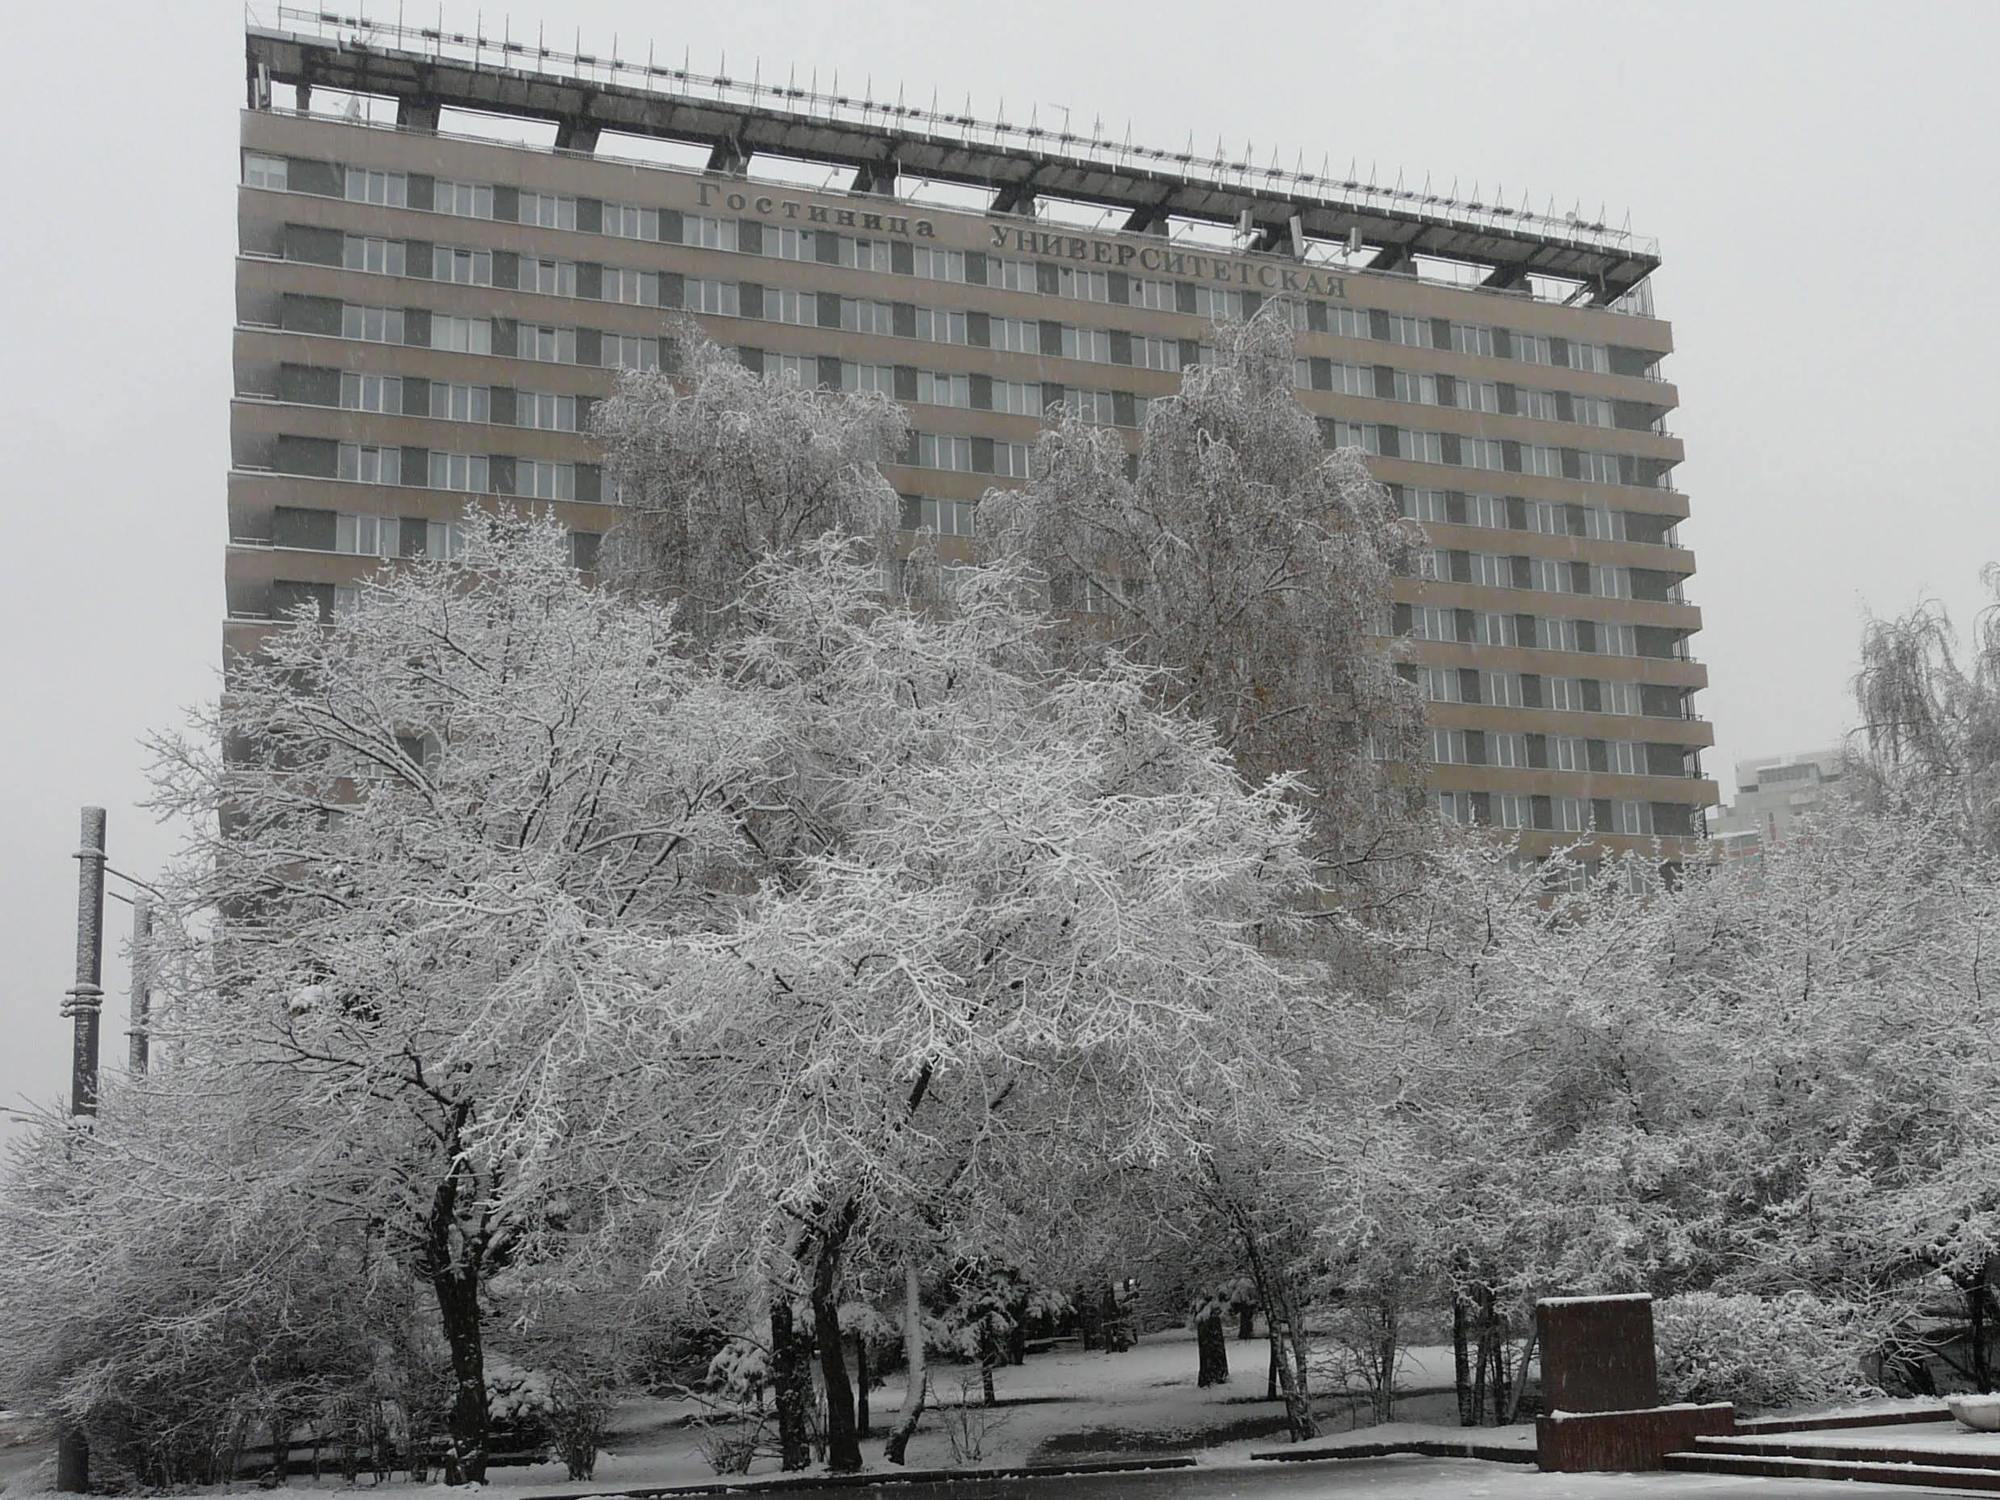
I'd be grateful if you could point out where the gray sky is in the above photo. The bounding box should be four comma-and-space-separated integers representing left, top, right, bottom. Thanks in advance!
2, 0, 1995, 1125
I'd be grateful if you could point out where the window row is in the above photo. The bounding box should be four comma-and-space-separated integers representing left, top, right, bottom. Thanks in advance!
1428, 727, 1682, 781
336, 373, 581, 431
1408, 660, 1682, 719
907, 432, 1034, 479
1327, 420, 1669, 488
1419, 550, 1642, 602
332, 304, 661, 369
246, 154, 1660, 377
1397, 488, 1677, 545
1293, 359, 1621, 431
1437, 791, 1660, 836
334, 443, 583, 499
1400, 603, 1680, 662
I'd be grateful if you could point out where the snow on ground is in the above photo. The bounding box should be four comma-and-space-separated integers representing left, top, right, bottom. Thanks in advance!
0, 1330, 1516, 1499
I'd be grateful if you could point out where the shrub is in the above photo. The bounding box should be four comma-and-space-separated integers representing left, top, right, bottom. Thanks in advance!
1655, 1292, 1878, 1412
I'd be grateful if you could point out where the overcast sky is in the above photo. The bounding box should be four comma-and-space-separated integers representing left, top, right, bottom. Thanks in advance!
1, 0, 1994, 1125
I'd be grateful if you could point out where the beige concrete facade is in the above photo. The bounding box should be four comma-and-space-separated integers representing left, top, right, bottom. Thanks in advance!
231, 107, 1715, 861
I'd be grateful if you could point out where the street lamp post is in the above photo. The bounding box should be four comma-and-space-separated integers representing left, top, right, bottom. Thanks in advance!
55, 806, 107, 1493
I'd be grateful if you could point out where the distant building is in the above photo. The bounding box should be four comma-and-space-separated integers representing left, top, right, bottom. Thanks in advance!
1707, 748, 1851, 848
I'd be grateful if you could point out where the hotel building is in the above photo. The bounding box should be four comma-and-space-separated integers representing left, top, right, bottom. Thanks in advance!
231, 12, 1716, 860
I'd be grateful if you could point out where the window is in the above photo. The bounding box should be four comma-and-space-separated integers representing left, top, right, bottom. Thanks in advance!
1391, 370, 1438, 406
519, 324, 576, 364
916, 371, 971, 408
1063, 389, 1119, 425
428, 451, 489, 492
518, 391, 576, 431
1421, 547, 1451, 581
1451, 323, 1494, 357
1605, 740, 1643, 775
990, 257, 1040, 293
519, 460, 576, 500
1133, 335, 1181, 371
1528, 557, 1573, 593
688, 278, 740, 317
990, 379, 1041, 416
991, 441, 1033, 479
517, 191, 575, 229
1579, 506, 1626, 541
1191, 286, 1244, 321
334, 513, 399, 557
436, 179, 494, 219
244, 153, 288, 190
1061, 326, 1113, 363
1518, 388, 1560, 421
764, 287, 816, 326
603, 333, 659, 371
337, 443, 401, 484
765, 353, 815, 388
1402, 488, 1449, 523
340, 372, 401, 413
1571, 394, 1614, 427
1542, 617, 1583, 652
1461, 436, 1505, 470
1545, 677, 1586, 712
908, 246, 965, 281
1554, 797, 1591, 833
907, 306, 962, 343
1577, 450, 1622, 485
1333, 421, 1382, 454
1326, 305, 1370, 339
1383, 313, 1431, 347
1491, 735, 1529, 771
1512, 331, 1553, 365
343, 235, 405, 276
914, 433, 973, 471
1420, 667, 1463, 702
1403, 429, 1444, 463
431, 315, 492, 355
344, 168, 406, 207
1497, 794, 1532, 830
1593, 565, 1633, 599
1567, 342, 1610, 375
524, 257, 577, 296
841, 363, 895, 396
332, 585, 361, 618
1456, 380, 1500, 414
1315, 360, 1366, 397
602, 202, 658, 240
1521, 444, 1562, 478
433, 246, 492, 286
1484, 671, 1525, 707
1293, 359, 1313, 391
603, 267, 657, 305
682, 214, 738, 251
842, 238, 893, 272
1524, 499, 1567, 535
1411, 606, 1457, 643
1431, 729, 1469, 765
1437, 792, 1476, 826
832, 298, 886, 335
1471, 612, 1518, 647
990, 316, 1038, 353
425, 520, 468, 561
1613, 800, 1654, 836
1600, 622, 1638, 657
1129, 277, 1177, 311
903, 496, 977, 538
1551, 736, 1588, 773
1602, 679, 1642, 716
341, 304, 405, 344
759, 225, 815, 262
1465, 493, 1508, 529
430, 382, 489, 423
1469, 553, 1509, 588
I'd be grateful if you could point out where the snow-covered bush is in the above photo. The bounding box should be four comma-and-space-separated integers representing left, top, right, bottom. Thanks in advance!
1655, 1292, 1878, 1412
483, 1360, 555, 1454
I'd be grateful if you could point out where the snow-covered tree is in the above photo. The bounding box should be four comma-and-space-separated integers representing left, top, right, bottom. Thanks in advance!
592, 322, 909, 649
980, 305, 1427, 881
141, 511, 773, 1481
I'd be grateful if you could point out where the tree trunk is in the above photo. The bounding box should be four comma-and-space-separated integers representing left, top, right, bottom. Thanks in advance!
770, 1301, 813, 1472
1453, 1290, 1475, 1426
432, 1265, 489, 1484
1233, 1210, 1316, 1440
1238, 1305, 1256, 1341
854, 1334, 871, 1437
884, 1263, 927, 1465
810, 1214, 864, 1473
1267, 1339, 1280, 1401
1196, 1307, 1230, 1387
1374, 1307, 1398, 1423
979, 1318, 999, 1407
1078, 1286, 1100, 1350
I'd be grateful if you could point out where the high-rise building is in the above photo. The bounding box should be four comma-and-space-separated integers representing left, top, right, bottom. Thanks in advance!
232, 13, 1716, 861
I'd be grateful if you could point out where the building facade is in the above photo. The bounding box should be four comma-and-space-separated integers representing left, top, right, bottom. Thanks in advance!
231, 19, 1716, 862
